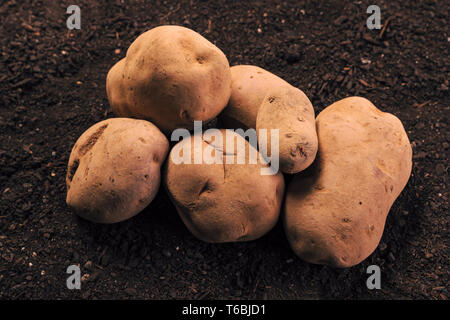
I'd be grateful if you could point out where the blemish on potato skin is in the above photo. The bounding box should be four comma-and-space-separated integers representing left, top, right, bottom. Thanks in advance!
198, 180, 210, 196
290, 144, 307, 157
67, 159, 79, 182
237, 234, 248, 241
180, 110, 190, 120
79, 124, 108, 156
196, 56, 205, 64
240, 222, 248, 238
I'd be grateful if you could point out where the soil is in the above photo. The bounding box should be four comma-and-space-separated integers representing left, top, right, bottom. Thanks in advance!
0, 0, 448, 300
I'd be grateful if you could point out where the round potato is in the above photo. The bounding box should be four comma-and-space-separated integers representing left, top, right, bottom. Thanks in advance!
256, 85, 318, 174
284, 97, 412, 268
220, 65, 290, 129
66, 118, 169, 223
164, 129, 285, 243
106, 25, 232, 134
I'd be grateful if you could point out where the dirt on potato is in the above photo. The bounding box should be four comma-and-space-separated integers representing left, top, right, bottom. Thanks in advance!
0, 0, 448, 299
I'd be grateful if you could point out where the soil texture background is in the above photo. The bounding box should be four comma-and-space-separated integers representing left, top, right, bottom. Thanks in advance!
0, 0, 448, 299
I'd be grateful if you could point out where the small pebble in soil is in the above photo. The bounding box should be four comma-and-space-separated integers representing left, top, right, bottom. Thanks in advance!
125, 288, 137, 295
84, 261, 93, 269
388, 252, 396, 262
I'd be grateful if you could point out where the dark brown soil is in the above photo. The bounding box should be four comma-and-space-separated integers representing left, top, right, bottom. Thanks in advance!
0, 0, 448, 299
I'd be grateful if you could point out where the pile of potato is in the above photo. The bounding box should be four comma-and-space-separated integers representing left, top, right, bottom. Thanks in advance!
66, 26, 412, 268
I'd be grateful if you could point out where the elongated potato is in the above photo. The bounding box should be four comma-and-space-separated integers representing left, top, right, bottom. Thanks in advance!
256, 86, 318, 174
66, 118, 169, 223
284, 97, 412, 268
220, 65, 290, 129
164, 129, 285, 243
107, 25, 231, 133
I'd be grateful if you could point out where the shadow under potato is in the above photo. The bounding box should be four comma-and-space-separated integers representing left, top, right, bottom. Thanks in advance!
72, 188, 186, 264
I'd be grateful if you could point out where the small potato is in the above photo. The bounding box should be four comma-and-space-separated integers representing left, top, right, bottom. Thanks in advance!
284, 97, 412, 267
106, 25, 231, 134
256, 86, 318, 174
66, 118, 169, 223
164, 129, 285, 243
220, 65, 290, 129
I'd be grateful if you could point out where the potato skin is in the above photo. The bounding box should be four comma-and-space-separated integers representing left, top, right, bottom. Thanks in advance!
164, 129, 285, 243
284, 97, 412, 268
220, 65, 290, 129
66, 118, 169, 223
256, 86, 318, 174
106, 25, 231, 133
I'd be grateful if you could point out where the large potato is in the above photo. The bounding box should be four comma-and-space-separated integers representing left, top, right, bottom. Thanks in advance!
107, 25, 231, 133
164, 129, 285, 243
66, 118, 169, 223
256, 85, 318, 174
284, 97, 412, 268
220, 65, 290, 129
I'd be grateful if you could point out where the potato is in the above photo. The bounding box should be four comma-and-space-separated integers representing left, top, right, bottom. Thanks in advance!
256, 85, 318, 174
284, 97, 412, 268
164, 129, 285, 243
220, 65, 290, 129
106, 25, 232, 133
66, 118, 169, 223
